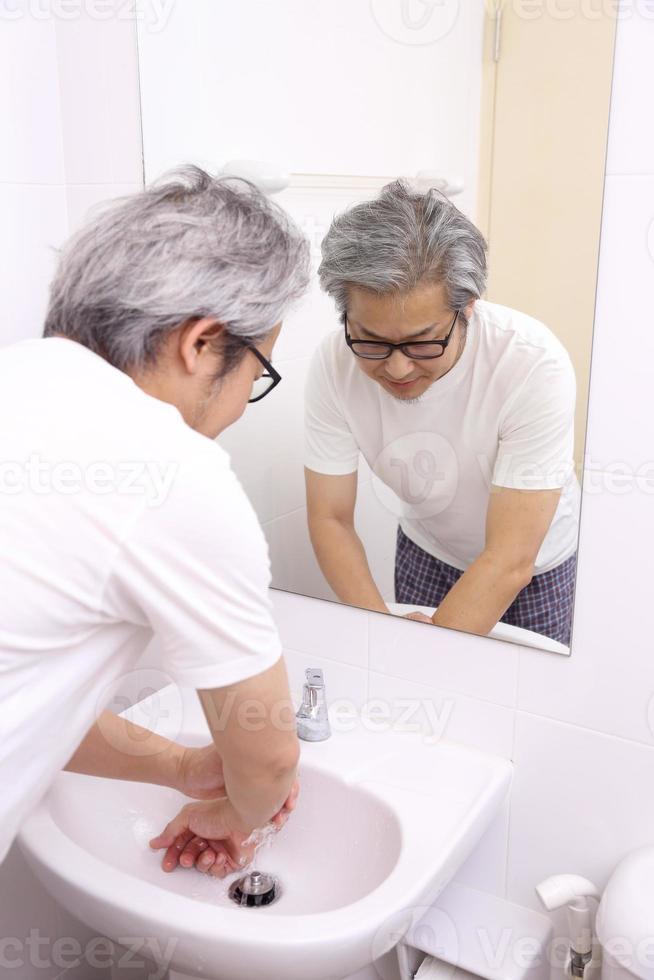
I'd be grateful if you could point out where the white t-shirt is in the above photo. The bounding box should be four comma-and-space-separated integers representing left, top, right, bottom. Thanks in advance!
0, 337, 282, 864
305, 300, 580, 574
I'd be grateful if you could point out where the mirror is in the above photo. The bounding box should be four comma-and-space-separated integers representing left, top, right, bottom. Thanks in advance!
135, 1, 617, 655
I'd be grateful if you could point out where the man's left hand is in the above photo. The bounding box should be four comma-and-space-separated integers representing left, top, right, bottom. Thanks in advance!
166, 745, 300, 876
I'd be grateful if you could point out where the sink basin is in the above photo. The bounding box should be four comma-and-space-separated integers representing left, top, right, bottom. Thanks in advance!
45, 767, 401, 917
387, 602, 569, 654
19, 683, 512, 980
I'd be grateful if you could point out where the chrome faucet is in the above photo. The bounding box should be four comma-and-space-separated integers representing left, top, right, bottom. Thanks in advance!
295, 667, 331, 741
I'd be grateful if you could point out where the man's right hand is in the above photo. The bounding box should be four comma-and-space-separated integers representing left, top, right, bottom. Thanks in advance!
402, 611, 433, 623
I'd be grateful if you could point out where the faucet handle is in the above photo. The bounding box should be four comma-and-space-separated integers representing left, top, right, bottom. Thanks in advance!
296, 667, 331, 741
304, 667, 324, 688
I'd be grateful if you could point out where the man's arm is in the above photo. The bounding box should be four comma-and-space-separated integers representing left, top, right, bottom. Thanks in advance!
64, 710, 185, 789
429, 485, 562, 635
65, 710, 232, 803
197, 655, 299, 833
148, 656, 300, 874
66, 662, 300, 878
305, 467, 389, 614
66, 661, 298, 833
64, 672, 298, 820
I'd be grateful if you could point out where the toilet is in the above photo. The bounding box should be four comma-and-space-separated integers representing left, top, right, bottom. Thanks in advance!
597, 846, 654, 980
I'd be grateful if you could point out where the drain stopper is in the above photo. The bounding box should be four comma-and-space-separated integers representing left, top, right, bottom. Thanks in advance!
228, 870, 279, 907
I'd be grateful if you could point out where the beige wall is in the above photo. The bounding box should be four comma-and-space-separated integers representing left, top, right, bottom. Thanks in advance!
478, 2, 617, 472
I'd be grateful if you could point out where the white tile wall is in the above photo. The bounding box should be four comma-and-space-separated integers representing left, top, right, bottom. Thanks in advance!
65, 182, 143, 232
583, 176, 654, 470
54, 12, 143, 185
507, 712, 654, 906
366, 672, 515, 759
517, 470, 654, 746
0, 184, 68, 344
368, 607, 520, 708
272, 588, 369, 669
0, 19, 65, 184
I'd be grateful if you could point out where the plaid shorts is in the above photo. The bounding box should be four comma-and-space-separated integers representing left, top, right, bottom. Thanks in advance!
395, 526, 577, 645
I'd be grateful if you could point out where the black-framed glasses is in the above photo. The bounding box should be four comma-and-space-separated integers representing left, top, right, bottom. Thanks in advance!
344, 309, 461, 360
246, 344, 282, 403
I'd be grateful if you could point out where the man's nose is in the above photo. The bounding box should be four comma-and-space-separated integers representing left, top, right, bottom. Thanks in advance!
384, 350, 415, 379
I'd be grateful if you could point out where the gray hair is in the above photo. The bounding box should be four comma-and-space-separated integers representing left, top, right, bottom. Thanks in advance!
44, 165, 310, 372
318, 179, 487, 317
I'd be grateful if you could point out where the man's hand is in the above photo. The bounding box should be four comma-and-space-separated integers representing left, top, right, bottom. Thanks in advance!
150, 780, 300, 877
149, 797, 248, 877
402, 611, 433, 624
430, 486, 562, 636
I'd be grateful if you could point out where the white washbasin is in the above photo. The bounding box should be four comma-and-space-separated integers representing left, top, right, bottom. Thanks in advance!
19, 683, 512, 980
387, 602, 569, 655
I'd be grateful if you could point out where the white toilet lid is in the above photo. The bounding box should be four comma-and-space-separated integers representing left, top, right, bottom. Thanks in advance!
596, 846, 654, 980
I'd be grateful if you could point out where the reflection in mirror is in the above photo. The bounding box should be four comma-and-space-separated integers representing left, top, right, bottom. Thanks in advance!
136, 1, 617, 656
306, 187, 579, 649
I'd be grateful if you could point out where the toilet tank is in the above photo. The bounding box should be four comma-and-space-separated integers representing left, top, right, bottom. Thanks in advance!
596, 846, 654, 980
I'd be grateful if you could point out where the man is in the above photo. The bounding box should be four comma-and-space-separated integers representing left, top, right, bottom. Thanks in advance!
0, 166, 310, 874
304, 180, 580, 645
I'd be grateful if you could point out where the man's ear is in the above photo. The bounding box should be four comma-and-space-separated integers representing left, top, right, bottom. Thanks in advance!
464, 298, 477, 321
178, 317, 225, 375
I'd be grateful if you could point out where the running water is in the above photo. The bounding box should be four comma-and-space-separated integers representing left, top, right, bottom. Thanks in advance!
238, 821, 278, 867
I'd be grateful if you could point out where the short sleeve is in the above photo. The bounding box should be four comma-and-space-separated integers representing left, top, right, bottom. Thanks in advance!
304, 341, 360, 475
102, 447, 282, 689
492, 349, 577, 490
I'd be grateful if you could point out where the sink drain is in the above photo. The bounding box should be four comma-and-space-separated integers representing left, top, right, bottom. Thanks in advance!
228, 870, 280, 907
